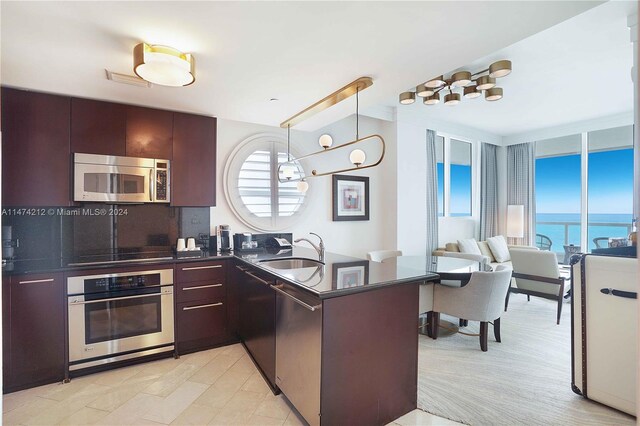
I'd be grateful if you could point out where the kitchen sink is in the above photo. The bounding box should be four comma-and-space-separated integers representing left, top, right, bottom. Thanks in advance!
258, 257, 324, 270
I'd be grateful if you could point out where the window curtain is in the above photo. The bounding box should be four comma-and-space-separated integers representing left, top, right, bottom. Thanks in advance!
479, 143, 498, 241
425, 129, 439, 254
507, 142, 536, 245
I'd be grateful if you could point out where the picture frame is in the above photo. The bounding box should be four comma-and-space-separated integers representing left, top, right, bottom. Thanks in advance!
332, 174, 370, 221
332, 261, 370, 289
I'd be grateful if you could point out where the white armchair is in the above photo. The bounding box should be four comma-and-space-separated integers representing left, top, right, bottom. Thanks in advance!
507, 248, 569, 324
431, 266, 513, 351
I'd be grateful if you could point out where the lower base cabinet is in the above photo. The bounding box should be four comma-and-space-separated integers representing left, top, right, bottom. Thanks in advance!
175, 260, 230, 354
3, 272, 65, 393
176, 300, 227, 353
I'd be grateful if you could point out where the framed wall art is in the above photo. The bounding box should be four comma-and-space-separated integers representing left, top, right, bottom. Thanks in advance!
332, 260, 370, 289
332, 174, 369, 221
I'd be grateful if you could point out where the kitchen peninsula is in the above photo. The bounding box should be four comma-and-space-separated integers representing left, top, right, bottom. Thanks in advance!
3, 246, 437, 426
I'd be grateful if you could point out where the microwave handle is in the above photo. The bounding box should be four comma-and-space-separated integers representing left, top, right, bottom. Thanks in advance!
149, 169, 154, 202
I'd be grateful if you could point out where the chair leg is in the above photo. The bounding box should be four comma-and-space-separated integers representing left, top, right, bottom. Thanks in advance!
504, 288, 511, 312
527, 295, 530, 302
458, 318, 466, 327
557, 296, 563, 325
479, 322, 488, 352
493, 318, 501, 343
425, 312, 433, 338
431, 312, 440, 339
463, 319, 468, 327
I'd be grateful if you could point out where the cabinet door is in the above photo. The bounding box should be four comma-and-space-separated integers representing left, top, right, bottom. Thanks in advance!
8, 272, 65, 391
172, 113, 216, 207
176, 299, 227, 352
3, 275, 11, 389
71, 98, 126, 156
125, 106, 173, 159
1, 88, 71, 206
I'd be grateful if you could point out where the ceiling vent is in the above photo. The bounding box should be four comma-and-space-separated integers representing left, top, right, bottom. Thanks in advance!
105, 69, 151, 88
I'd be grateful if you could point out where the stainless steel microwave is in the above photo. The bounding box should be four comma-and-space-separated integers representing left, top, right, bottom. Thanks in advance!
74, 153, 170, 203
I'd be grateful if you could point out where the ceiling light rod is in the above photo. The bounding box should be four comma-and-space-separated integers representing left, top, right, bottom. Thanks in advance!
279, 77, 373, 129
276, 134, 386, 183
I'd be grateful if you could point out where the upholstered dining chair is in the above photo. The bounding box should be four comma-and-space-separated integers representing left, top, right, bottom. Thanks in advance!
430, 266, 513, 351
507, 248, 569, 324
366, 250, 402, 263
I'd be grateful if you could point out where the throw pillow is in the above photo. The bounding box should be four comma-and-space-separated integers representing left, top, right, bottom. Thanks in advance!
445, 242, 460, 253
487, 235, 510, 262
457, 238, 482, 255
477, 241, 496, 262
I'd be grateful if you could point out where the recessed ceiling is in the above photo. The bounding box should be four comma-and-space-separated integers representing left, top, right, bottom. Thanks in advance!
2, 1, 601, 131
396, 1, 637, 137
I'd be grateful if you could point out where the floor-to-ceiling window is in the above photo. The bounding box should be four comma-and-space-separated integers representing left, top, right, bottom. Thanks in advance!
535, 125, 634, 259
436, 135, 444, 217
587, 125, 634, 251
535, 135, 582, 256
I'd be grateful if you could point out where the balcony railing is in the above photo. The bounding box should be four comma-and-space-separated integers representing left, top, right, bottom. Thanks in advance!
536, 221, 633, 253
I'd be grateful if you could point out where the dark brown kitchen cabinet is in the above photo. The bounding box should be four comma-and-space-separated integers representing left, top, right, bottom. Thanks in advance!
126, 106, 173, 160
236, 263, 277, 391
71, 98, 126, 156
172, 113, 217, 207
175, 261, 229, 353
1, 88, 71, 207
3, 272, 65, 393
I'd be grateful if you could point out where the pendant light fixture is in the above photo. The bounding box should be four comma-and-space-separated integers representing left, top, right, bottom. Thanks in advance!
277, 77, 386, 185
398, 59, 512, 108
133, 43, 195, 87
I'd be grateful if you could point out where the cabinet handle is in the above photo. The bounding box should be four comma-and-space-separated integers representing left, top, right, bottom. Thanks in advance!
235, 265, 247, 272
183, 302, 223, 311
181, 265, 223, 271
244, 270, 271, 286
271, 284, 321, 312
182, 283, 223, 291
600, 288, 638, 299
149, 169, 154, 201
18, 278, 54, 285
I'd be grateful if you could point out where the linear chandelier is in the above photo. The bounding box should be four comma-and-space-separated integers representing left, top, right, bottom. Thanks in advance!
399, 60, 512, 106
278, 77, 386, 192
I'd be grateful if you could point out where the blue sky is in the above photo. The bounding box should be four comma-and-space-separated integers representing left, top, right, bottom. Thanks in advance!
536, 148, 633, 214
437, 163, 471, 216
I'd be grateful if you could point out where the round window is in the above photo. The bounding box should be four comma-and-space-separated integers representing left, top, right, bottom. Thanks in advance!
224, 134, 309, 232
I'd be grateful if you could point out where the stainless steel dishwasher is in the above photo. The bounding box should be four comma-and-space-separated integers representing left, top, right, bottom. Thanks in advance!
273, 281, 322, 426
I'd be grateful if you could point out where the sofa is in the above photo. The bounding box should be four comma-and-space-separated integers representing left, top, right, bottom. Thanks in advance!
433, 235, 539, 269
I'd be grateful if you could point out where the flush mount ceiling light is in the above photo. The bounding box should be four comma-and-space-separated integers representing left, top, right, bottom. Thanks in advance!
133, 43, 195, 87
399, 59, 511, 107
277, 77, 386, 190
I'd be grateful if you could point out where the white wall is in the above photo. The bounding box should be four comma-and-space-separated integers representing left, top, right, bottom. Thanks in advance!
212, 115, 397, 259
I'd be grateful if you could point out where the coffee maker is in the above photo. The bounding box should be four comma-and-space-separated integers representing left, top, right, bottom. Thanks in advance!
216, 225, 233, 252
2, 225, 18, 261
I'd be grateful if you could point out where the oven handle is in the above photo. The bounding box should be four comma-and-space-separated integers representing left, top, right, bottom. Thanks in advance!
68, 290, 172, 305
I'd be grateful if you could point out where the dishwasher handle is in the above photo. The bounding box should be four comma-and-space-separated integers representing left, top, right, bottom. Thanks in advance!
272, 284, 321, 312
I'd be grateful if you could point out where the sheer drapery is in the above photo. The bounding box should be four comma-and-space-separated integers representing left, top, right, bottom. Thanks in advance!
480, 143, 498, 241
426, 129, 439, 253
507, 142, 536, 245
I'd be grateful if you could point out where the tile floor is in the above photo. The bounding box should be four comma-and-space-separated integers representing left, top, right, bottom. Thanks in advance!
2, 344, 460, 425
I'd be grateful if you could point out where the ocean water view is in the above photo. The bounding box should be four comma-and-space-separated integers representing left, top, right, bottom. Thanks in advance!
536, 213, 633, 253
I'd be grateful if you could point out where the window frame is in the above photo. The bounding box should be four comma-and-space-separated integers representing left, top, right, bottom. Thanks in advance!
223, 133, 310, 232
436, 132, 478, 218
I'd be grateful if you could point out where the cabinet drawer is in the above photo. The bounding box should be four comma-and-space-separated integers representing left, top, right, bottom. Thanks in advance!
176, 299, 227, 348
176, 261, 226, 283
176, 281, 225, 303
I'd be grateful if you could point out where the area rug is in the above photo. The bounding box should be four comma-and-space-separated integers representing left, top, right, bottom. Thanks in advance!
417, 296, 636, 425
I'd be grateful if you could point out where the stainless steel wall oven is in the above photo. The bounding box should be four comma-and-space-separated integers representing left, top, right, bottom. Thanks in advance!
67, 268, 174, 371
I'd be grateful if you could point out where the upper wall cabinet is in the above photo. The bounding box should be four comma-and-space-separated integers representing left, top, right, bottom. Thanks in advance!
172, 113, 217, 207
71, 98, 126, 156
126, 106, 173, 160
1, 88, 71, 207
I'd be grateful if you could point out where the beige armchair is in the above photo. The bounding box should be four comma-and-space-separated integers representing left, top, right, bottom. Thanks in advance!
506, 248, 569, 324
431, 266, 513, 351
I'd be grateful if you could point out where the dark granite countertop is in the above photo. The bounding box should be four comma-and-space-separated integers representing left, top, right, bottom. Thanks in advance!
3, 247, 439, 299
235, 247, 439, 299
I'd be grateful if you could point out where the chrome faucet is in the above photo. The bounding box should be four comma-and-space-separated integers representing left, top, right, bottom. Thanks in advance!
294, 232, 325, 263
